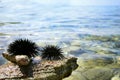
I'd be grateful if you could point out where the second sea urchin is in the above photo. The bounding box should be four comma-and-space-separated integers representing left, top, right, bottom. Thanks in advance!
7, 39, 39, 58
41, 45, 64, 60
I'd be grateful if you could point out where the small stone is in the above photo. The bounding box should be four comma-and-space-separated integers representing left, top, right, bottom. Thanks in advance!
2, 52, 30, 66
15, 55, 30, 66
32, 56, 41, 64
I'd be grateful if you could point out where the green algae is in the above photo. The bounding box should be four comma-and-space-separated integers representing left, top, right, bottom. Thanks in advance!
0, 22, 21, 27
0, 33, 7, 36
83, 35, 120, 42
0, 23, 5, 26
7, 22, 21, 24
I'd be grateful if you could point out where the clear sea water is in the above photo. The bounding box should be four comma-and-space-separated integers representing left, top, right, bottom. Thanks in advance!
0, 0, 120, 65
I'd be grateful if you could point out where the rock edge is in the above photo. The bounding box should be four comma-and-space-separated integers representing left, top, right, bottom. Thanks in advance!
0, 57, 78, 80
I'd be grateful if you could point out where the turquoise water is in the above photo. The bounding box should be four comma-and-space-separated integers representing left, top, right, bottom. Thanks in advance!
0, 0, 120, 65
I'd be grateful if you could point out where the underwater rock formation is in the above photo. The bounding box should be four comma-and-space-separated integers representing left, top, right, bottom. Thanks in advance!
0, 57, 78, 80
64, 54, 120, 80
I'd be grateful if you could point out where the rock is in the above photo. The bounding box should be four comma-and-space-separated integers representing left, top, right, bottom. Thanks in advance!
77, 54, 115, 67
2, 52, 16, 62
65, 68, 113, 80
15, 55, 30, 66
82, 68, 113, 80
116, 56, 120, 64
112, 74, 120, 80
2, 53, 30, 66
0, 57, 78, 80
64, 54, 120, 80
32, 56, 41, 64
0, 63, 24, 79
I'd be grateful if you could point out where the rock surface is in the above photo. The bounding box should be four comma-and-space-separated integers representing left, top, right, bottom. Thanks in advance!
62, 35, 120, 80
0, 57, 78, 80
64, 54, 120, 80
2, 53, 30, 66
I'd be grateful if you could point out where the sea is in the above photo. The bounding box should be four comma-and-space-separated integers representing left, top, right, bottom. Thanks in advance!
0, 0, 120, 65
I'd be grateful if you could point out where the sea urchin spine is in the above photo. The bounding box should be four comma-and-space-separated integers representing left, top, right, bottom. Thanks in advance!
7, 39, 39, 58
41, 45, 64, 60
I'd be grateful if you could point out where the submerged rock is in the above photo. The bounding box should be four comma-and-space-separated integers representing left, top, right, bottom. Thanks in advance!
64, 54, 120, 80
0, 57, 78, 80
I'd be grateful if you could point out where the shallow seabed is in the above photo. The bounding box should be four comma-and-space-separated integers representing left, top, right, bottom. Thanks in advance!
0, 0, 120, 80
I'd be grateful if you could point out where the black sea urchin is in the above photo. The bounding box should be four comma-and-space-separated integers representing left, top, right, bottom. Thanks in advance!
7, 39, 38, 58
41, 45, 64, 60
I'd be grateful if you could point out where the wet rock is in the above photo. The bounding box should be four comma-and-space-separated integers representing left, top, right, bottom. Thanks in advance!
2, 53, 30, 66
0, 57, 78, 80
15, 55, 30, 66
78, 54, 115, 67
112, 74, 120, 80
83, 68, 113, 80
64, 54, 120, 80
0, 63, 24, 79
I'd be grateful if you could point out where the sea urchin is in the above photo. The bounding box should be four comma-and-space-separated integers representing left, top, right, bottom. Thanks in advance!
41, 45, 64, 60
7, 39, 38, 58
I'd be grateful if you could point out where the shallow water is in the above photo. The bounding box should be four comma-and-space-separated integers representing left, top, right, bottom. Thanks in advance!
0, 0, 120, 66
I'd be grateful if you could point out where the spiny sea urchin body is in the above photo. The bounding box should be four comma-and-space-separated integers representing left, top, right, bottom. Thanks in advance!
7, 39, 38, 58
41, 45, 64, 60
